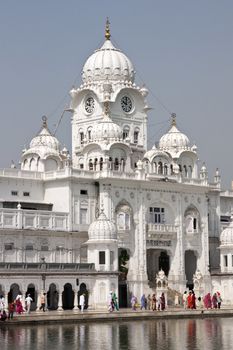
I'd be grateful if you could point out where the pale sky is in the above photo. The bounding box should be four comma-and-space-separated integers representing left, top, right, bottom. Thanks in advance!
0, 0, 233, 188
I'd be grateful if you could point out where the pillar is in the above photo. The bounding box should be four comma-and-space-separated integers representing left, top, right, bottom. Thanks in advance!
58, 291, 63, 311
73, 289, 78, 310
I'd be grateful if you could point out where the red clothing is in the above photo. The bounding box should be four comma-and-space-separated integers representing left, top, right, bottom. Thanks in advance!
187, 294, 192, 309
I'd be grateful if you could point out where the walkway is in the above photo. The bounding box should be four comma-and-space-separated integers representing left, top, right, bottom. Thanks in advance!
3, 307, 233, 325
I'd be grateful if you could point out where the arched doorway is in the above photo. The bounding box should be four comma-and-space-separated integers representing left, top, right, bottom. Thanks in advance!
26, 284, 37, 311
47, 283, 58, 310
62, 283, 74, 310
185, 250, 197, 289
118, 249, 129, 308
78, 283, 88, 310
147, 249, 170, 285
8, 284, 21, 303
159, 251, 170, 276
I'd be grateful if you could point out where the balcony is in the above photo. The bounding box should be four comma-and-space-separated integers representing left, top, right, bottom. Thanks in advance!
147, 223, 177, 239
0, 208, 69, 231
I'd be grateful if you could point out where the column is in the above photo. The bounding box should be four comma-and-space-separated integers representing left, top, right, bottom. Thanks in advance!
73, 289, 78, 310
106, 250, 110, 271
58, 291, 63, 311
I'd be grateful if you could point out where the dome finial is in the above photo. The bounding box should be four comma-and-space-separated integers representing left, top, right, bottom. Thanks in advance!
171, 113, 176, 127
105, 17, 111, 40
42, 115, 48, 128
104, 101, 110, 118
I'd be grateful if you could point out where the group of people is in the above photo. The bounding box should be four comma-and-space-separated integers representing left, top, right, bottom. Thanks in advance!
0, 293, 33, 321
183, 290, 222, 310
108, 291, 119, 312
131, 293, 166, 311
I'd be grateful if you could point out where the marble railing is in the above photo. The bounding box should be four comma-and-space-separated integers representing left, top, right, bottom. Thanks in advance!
0, 208, 69, 231
0, 262, 95, 271
147, 223, 177, 238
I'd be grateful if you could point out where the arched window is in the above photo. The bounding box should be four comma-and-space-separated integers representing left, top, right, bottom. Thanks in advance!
87, 127, 92, 141
117, 212, 130, 230
170, 164, 174, 175
134, 129, 139, 144
184, 207, 199, 234
114, 158, 119, 171
100, 157, 103, 171
164, 164, 168, 175
123, 126, 130, 140
158, 162, 163, 175
80, 131, 84, 144
89, 159, 93, 171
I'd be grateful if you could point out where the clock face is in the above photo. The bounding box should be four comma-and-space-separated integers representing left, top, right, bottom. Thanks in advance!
121, 96, 132, 113
85, 97, 95, 114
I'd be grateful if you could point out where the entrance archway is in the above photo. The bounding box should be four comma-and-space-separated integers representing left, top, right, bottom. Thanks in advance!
8, 284, 21, 303
185, 250, 197, 289
159, 251, 170, 276
147, 249, 170, 285
47, 283, 58, 310
26, 284, 37, 311
118, 249, 129, 308
78, 283, 88, 310
62, 283, 74, 310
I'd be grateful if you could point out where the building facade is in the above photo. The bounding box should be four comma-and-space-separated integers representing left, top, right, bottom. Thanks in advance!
1, 21, 233, 308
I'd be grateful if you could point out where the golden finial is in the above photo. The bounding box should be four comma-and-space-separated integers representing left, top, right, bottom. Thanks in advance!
104, 101, 110, 118
42, 115, 47, 128
171, 113, 176, 127
105, 17, 111, 40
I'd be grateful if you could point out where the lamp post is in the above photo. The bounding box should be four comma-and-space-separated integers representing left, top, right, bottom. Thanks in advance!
41, 257, 46, 292
53, 108, 74, 136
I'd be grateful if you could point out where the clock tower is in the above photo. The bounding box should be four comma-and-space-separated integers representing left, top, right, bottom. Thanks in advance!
70, 19, 149, 170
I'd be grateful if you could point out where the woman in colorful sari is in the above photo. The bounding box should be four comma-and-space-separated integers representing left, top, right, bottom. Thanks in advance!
191, 291, 196, 309
203, 293, 212, 309
187, 291, 192, 309
112, 292, 119, 311
15, 298, 24, 314
140, 294, 147, 310
131, 295, 137, 311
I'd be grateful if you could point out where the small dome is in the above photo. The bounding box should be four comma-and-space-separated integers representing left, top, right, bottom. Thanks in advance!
88, 211, 117, 240
159, 115, 190, 151
23, 117, 60, 158
82, 39, 135, 83
220, 216, 233, 246
92, 116, 123, 142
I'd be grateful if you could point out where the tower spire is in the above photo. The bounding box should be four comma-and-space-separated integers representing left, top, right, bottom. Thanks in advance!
105, 17, 111, 40
171, 113, 176, 127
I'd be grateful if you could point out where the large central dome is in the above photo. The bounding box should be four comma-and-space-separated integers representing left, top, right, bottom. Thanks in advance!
82, 20, 135, 83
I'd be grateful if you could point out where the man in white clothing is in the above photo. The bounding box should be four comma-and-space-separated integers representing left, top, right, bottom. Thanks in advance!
79, 294, 85, 312
25, 294, 33, 313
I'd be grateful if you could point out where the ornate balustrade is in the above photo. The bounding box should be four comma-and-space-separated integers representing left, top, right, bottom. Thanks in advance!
0, 208, 69, 231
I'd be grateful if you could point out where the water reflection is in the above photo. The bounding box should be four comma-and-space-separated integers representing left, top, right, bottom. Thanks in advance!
0, 318, 233, 350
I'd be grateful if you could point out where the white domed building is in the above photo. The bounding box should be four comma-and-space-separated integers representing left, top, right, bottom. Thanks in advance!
21, 116, 68, 172
1, 20, 233, 309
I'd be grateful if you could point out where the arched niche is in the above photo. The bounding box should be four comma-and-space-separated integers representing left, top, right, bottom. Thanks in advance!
115, 201, 133, 231
184, 205, 200, 234
44, 158, 58, 171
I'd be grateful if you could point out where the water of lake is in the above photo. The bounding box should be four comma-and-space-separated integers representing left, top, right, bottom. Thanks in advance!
0, 317, 232, 350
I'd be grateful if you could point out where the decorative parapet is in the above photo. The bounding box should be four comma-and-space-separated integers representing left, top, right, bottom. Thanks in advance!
0, 262, 95, 271
147, 223, 177, 238
0, 208, 69, 231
